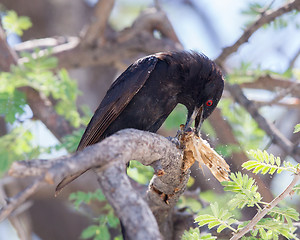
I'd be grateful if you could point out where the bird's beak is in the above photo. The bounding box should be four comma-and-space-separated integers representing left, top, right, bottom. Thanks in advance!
184, 105, 204, 135
195, 105, 204, 135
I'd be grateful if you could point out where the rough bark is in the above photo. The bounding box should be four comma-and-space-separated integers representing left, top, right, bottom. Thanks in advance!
3, 129, 192, 240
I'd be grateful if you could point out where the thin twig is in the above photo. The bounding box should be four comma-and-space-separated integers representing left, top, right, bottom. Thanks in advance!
240, 75, 300, 99
81, 0, 115, 47
227, 84, 300, 162
266, 82, 299, 106
0, 25, 18, 70
16, 9, 181, 70
215, 0, 300, 67
0, 176, 45, 222
230, 171, 300, 240
289, 47, 300, 69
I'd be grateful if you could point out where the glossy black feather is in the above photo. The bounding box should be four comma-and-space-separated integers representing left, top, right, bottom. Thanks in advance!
77, 55, 158, 151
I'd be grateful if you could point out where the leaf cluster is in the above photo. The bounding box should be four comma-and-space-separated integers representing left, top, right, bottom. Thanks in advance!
69, 189, 121, 240
2, 10, 32, 36
195, 203, 237, 234
245, 218, 298, 240
244, 149, 299, 175
294, 123, 300, 133
241, 2, 300, 30
56, 128, 85, 153
222, 172, 261, 209
182, 228, 216, 240
0, 126, 42, 175
0, 49, 81, 127
184, 149, 300, 240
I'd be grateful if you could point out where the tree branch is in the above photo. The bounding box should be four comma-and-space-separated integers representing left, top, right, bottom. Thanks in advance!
289, 46, 300, 69
16, 8, 182, 70
19, 87, 75, 140
2, 129, 192, 240
0, 176, 45, 223
240, 75, 300, 99
96, 162, 162, 240
0, 26, 18, 70
227, 84, 300, 161
81, 0, 115, 47
215, 0, 300, 67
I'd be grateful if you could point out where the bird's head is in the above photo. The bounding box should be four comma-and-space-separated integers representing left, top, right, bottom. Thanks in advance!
184, 59, 224, 135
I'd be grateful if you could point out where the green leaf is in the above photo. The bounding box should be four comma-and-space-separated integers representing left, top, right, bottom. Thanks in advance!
222, 172, 261, 208
81, 225, 99, 239
292, 184, 300, 195
195, 203, 237, 233
294, 124, 300, 133
69, 189, 107, 210
57, 128, 85, 153
244, 150, 297, 174
217, 224, 227, 233
96, 225, 110, 240
2, 10, 32, 36
252, 218, 297, 239
259, 228, 267, 239
268, 207, 299, 228
0, 125, 41, 176
0, 90, 26, 123
181, 228, 200, 240
107, 212, 120, 228
200, 233, 217, 240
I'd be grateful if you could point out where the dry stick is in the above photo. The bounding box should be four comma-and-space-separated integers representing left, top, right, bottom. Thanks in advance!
0, 26, 18, 70
81, 0, 115, 47
227, 84, 300, 161
289, 47, 300, 69
266, 82, 300, 106
0, 176, 45, 222
230, 171, 300, 240
15, 9, 181, 70
253, 100, 299, 109
241, 75, 300, 99
215, 0, 300, 67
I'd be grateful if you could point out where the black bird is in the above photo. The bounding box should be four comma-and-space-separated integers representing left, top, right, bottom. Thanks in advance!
56, 51, 224, 193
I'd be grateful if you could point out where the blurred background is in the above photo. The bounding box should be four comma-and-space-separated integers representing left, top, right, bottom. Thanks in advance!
0, 0, 299, 239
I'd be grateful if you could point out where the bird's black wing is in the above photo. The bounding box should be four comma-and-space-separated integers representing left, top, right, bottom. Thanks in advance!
55, 55, 158, 195
77, 55, 158, 151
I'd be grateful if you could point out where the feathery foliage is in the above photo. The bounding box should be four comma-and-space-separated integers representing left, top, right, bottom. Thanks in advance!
243, 149, 299, 174
185, 145, 300, 240
195, 203, 237, 233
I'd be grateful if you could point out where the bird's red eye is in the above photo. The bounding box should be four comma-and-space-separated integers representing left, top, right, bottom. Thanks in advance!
206, 100, 213, 106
